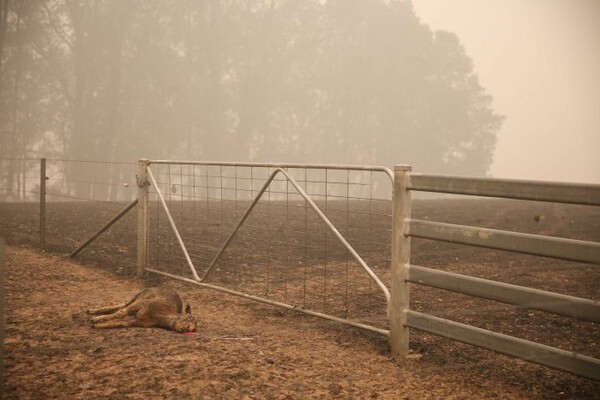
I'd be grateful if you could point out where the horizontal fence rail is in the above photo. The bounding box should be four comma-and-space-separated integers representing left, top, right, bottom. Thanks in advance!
406, 311, 600, 381
407, 219, 600, 265
391, 165, 600, 380
407, 265, 600, 323
408, 174, 600, 206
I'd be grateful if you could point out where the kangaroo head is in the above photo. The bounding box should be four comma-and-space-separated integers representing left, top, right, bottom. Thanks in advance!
174, 313, 197, 333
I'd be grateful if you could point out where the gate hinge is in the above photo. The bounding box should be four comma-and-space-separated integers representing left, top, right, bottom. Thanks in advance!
136, 174, 150, 188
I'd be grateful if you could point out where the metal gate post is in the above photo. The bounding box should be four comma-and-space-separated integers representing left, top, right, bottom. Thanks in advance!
390, 164, 412, 357
39, 158, 47, 249
0, 238, 5, 399
137, 159, 150, 277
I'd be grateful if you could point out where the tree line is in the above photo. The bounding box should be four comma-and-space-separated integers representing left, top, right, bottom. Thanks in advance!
0, 0, 503, 195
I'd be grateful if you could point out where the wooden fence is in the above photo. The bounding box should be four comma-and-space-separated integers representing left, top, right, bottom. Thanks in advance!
389, 165, 600, 380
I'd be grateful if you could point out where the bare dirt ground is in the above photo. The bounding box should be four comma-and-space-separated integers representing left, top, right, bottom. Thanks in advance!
1, 199, 600, 398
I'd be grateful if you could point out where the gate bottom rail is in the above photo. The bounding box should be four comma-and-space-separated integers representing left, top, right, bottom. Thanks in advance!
146, 267, 390, 336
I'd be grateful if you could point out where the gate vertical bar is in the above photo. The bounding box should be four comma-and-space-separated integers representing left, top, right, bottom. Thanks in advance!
390, 164, 412, 357
39, 158, 46, 249
137, 159, 150, 277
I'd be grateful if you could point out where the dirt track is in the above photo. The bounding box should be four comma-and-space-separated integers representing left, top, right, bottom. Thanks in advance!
3, 243, 600, 399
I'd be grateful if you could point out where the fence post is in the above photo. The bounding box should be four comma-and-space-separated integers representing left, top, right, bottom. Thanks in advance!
390, 164, 412, 357
137, 159, 150, 278
39, 158, 47, 250
0, 238, 5, 399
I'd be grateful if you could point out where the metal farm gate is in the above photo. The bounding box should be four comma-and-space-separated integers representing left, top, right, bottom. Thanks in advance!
136, 159, 395, 334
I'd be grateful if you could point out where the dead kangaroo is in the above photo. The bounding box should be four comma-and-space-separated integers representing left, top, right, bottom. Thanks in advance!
87, 287, 197, 333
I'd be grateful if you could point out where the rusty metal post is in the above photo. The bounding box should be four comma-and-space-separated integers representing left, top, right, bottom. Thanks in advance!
137, 159, 150, 278
39, 158, 47, 249
390, 164, 412, 357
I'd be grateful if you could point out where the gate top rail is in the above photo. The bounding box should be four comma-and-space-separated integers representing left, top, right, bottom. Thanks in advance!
147, 159, 394, 182
408, 173, 600, 206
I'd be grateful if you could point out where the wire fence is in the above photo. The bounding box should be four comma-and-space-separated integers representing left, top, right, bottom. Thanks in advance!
146, 162, 394, 329
0, 158, 41, 202
0, 157, 138, 203
2, 157, 599, 380
0, 157, 138, 274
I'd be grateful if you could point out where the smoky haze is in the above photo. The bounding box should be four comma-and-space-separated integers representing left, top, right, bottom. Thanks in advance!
413, 0, 600, 184
3, 0, 555, 183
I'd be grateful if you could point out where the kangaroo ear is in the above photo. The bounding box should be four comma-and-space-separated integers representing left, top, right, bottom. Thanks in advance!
185, 304, 191, 314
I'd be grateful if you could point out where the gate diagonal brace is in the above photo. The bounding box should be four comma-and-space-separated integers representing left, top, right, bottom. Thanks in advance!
146, 166, 200, 281
201, 167, 391, 304
70, 198, 139, 258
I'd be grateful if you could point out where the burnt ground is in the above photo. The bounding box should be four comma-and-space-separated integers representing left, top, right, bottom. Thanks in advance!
1, 198, 600, 398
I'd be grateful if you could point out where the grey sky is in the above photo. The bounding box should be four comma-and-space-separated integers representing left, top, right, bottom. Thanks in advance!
412, 0, 600, 183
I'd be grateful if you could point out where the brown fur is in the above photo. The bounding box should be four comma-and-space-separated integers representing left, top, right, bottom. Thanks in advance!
87, 287, 197, 333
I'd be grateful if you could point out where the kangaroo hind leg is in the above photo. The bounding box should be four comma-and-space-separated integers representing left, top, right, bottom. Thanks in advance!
90, 301, 144, 323
93, 317, 141, 329
91, 307, 135, 323
87, 302, 128, 316
87, 289, 149, 316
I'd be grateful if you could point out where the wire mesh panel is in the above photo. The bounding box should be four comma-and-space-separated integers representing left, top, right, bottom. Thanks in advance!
0, 158, 41, 202
42, 159, 138, 271
147, 162, 393, 330
0, 158, 44, 246
0, 158, 41, 245
0, 158, 40, 202
44, 159, 137, 203
0, 157, 140, 274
